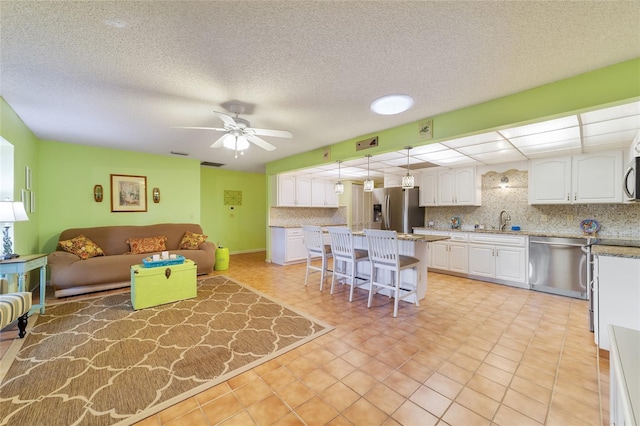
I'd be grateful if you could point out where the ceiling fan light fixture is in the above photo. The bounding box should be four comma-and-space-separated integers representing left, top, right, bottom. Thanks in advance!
370, 94, 414, 115
236, 135, 250, 151
401, 146, 415, 189
363, 154, 374, 192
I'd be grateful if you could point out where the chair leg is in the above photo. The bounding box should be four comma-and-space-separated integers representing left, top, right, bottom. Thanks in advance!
367, 265, 376, 308
393, 279, 400, 318
348, 264, 355, 302
304, 257, 310, 286
17, 312, 28, 338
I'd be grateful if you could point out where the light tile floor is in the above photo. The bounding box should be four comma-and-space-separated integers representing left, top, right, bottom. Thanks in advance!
0, 252, 609, 425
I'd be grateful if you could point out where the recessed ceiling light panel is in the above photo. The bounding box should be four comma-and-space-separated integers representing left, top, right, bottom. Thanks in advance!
370, 94, 414, 115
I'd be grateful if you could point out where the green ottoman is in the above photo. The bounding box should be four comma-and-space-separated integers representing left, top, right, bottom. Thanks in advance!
130, 259, 197, 310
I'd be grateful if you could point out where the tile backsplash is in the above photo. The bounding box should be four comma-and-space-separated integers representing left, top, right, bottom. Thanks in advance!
270, 206, 348, 227
425, 169, 640, 238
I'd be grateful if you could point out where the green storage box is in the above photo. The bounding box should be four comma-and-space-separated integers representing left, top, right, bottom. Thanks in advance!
215, 247, 229, 271
131, 259, 197, 310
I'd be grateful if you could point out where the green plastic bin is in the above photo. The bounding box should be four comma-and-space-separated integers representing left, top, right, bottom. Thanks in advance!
215, 247, 229, 271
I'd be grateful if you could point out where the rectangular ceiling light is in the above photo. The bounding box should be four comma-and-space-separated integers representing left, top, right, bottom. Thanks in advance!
441, 132, 504, 148
508, 126, 580, 148
500, 116, 579, 139
580, 101, 640, 124
582, 115, 640, 137
456, 140, 516, 155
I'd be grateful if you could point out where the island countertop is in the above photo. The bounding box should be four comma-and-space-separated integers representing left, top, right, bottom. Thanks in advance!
353, 232, 450, 243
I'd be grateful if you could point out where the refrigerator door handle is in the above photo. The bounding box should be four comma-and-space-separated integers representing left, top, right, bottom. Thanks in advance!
384, 195, 390, 230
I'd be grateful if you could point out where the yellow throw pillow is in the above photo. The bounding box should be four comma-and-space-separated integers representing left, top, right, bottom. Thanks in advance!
59, 235, 105, 260
126, 236, 167, 254
179, 231, 208, 250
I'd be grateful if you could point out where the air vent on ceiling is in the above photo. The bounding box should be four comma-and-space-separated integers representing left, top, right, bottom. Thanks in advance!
170, 151, 189, 156
201, 161, 225, 168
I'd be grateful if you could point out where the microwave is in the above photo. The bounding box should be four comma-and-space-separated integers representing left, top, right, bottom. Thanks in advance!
624, 156, 640, 201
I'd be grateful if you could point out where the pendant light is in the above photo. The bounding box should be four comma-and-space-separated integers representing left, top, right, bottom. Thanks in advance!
334, 160, 344, 194
401, 146, 414, 189
363, 154, 374, 192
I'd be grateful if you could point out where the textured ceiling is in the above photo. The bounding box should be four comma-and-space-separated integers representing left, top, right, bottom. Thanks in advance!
1, 1, 639, 173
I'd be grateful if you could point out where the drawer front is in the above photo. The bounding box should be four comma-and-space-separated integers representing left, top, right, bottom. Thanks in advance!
449, 232, 469, 242
286, 228, 304, 237
469, 233, 526, 247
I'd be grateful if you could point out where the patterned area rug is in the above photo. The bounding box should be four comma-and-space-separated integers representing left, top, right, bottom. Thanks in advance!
0, 276, 332, 425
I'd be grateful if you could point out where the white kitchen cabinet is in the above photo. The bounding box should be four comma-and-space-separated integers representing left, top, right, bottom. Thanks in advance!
468, 233, 528, 288
529, 150, 623, 204
609, 325, 640, 426
594, 254, 640, 351
270, 227, 307, 265
419, 169, 438, 206
431, 237, 468, 274
528, 157, 572, 204
311, 179, 339, 208
572, 151, 622, 203
437, 167, 480, 206
384, 173, 403, 188
278, 175, 312, 207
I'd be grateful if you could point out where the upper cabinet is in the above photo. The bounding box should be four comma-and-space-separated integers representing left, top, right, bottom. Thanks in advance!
278, 175, 338, 207
418, 170, 438, 206
437, 167, 481, 206
418, 167, 481, 207
529, 150, 623, 204
278, 175, 312, 207
311, 179, 339, 208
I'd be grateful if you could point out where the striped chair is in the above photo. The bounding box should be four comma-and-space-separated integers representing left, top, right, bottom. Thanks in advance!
0, 292, 32, 338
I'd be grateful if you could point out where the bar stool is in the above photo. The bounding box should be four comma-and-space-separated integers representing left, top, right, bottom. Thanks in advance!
302, 225, 332, 290
327, 227, 369, 301
364, 229, 419, 317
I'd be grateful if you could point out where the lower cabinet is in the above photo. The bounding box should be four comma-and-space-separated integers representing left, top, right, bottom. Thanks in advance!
271, 227, 307, 265
431, 240, 468, 274
468, 244, 527, 287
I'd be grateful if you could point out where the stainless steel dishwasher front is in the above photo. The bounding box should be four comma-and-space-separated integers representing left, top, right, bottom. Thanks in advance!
529, 236, 588, 299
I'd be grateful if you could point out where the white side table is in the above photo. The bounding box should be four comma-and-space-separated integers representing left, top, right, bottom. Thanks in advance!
0, 254, 47, 314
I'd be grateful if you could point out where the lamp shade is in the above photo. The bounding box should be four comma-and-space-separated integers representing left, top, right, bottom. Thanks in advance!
0, 201, 29, 223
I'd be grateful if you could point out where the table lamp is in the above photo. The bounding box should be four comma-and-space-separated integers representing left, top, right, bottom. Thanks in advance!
0, 200, 29, 260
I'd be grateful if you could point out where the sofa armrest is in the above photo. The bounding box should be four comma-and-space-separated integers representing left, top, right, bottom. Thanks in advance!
48, 251, 82, 268
200, 241, 217, 256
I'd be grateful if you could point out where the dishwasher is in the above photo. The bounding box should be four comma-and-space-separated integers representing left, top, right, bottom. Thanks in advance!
529, 236, 588, 300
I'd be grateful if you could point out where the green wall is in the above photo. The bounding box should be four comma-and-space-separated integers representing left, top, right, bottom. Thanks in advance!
37, 141, 203, 252
0, 97, 40, 255
200, 167, 266, 253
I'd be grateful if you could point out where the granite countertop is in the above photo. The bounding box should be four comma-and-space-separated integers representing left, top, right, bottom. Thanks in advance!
269, 224, 348, 228
352, 232, 450, 243
413, 226, 591, 240
592, 245, 640, 259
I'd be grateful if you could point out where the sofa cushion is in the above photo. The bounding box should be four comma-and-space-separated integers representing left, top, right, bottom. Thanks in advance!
59, 235, 105, 260
126, 236, 167, 254
179, 231, 208, 250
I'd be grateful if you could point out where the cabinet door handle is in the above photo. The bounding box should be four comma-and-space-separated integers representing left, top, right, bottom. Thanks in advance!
567, 193, 570, 201
574, 193, 577, 201
496, 249, 499, 257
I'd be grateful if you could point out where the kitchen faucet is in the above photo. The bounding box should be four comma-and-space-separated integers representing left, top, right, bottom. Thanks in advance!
499, 210, 511, 231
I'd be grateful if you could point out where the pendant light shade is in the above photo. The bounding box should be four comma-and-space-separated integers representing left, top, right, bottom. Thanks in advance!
363, 154, 374, 192
334, 160, 344, 194
401, 146, 414, 189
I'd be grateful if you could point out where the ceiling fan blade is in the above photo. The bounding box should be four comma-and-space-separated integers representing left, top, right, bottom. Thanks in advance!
210, 134, 229, 148
214, 111, 238, 128
246, 134, 277, 151
250, 128, 293, 138
174, 126, 227, 131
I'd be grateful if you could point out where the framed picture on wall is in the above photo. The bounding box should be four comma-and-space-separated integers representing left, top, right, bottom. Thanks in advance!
110, 174, 147, 212
25, 166, 32, 190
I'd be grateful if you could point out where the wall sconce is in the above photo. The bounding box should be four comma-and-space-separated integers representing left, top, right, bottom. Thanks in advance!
499, 176, 510, 189
152, 187, 160, 203
94, 185, 103, 202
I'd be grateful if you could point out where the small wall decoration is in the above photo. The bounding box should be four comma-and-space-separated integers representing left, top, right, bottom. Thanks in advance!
322, 148, 331, 162
110, 174, 147, 212
152, 187, 160, 203
30, 191, 35, 213
94, 185, 103, 202
418, 119, 433, 140
25, 166, 32, 190
224, 190, 242, 206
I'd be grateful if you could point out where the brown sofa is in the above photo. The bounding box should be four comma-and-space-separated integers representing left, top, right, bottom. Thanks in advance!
48, 223, 216, 297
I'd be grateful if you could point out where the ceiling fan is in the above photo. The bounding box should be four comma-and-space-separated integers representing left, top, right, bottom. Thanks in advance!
178, 103, 292, 157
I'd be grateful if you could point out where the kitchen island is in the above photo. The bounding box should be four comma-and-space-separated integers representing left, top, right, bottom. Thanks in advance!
348, 233, 449, 303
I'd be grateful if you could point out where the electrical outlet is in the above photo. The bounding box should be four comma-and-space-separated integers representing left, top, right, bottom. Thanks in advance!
541, 214, 548, 222
567, 214, 574, 224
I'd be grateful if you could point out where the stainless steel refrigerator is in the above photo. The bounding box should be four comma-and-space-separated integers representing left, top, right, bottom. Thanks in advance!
372, 187, 425, 234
